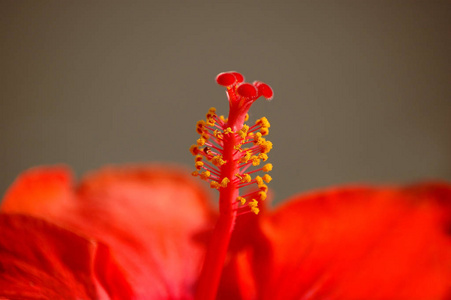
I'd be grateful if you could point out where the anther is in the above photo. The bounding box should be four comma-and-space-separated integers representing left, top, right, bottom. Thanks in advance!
261, 141, 273, 154
223, 127, 233, 135
256, 117, 271, 128
249, 199, 258, 208
251, 207, 260, 215
212, 156, 226, 167
262, 174, 272, 183
200, 171, 211, 180
262, 163, 273, 172
259, 184, 268, 192
197, 138, 206, 146
220, 177, 230, 188
214, 130, 223, 140
196, 120, 206, 134
253, 132, 262, 143
255, 176, 263, 186
251, 156, 261, 166
237, 196, 246, 205
195, 161, 204, 170
240, 151, 252, 163
210, 181, 220, 189
190, 145, 200, 155
248, 199, 260, 215
240, 174, 251, 183
258, 191, 267, 201
258, 153, 268, 161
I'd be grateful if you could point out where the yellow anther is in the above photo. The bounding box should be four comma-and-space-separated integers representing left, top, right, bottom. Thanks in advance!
249, 199, 258, 208
251, 207, 260, 215
206, 120, 215, 126
258, 153, 268, 161
261, 141, 273, 154
244, 113, 249, 121
190, 145, 199, 156
203, 147, 212, 155
223, 127, 233, 135
237, 196, 246, 205
200, 171, 211, 180
237, 130, 246, 139
255, 176, 263, 186
210, 181, 220, 189
253, 132, 262, 143
262, 174, 272, 183
214, 130, 223, 140
212, 156, 226, 166
262, 163, 273, 172
206, 107, 217, 119
259, 184, 268, 192
219, 115, 226, 122
255, 137, 266, 146
197, 138, 206, 146
240, 151, 252, 163
237, 124, 250, 139
220, 177, 230, 188
201, 133, 210, 140
195, 155, 203, 162
241, 174, 252, 183
196, 120, 206, 134
258, 191, 267, 201
256, 117, 270, 128
192, 171, 199, 177
251, 156, 261, 166
235, 173, 251, 183
260, 127, 269, 136
234, 144, 243, 151
195, 161, 204, 170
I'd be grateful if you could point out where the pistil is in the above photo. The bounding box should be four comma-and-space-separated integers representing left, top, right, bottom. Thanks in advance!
191, 72, 273, 300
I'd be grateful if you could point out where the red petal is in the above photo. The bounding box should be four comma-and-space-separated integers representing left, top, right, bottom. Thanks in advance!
1, 165, 214, 299
1, 165, 73, 216
237, 183, 451, 299
68, 166, 213, 299
0, 214, 132, 299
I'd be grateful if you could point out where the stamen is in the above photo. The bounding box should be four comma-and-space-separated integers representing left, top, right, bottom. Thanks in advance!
192, 71, 273, 300
236, 196, 246, 205
262, 174, 272, 183
195, 161, 204, 170
200, 171, 211, 180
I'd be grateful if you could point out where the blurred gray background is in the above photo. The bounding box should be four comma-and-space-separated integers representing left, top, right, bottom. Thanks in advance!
1, 1, 450, 203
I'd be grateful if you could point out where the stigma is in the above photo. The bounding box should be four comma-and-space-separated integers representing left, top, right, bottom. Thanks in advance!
190, 71, 273, 215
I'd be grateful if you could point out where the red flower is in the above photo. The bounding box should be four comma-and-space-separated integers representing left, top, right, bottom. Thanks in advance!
1, 72, 451, 299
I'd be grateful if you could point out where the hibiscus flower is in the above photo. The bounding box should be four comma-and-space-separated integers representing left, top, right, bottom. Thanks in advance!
1, 72, 450, 300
